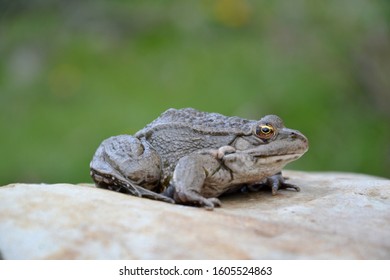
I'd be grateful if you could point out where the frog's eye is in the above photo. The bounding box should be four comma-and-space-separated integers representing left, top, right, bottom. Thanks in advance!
256, 124, 275, 140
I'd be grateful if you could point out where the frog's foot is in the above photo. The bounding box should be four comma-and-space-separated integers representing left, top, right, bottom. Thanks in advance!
215, 146, 236, 159
266, 172, 300, 195
125, 181, 175, 203
174, 189, 221, 210
245, 172, 300, 195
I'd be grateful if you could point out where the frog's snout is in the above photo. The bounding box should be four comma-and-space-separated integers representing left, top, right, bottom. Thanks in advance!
289, 129, 309, 152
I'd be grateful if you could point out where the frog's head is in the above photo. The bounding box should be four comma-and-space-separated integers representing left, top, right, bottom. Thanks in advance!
253, 114, 308, 155
254, 114, 308, 167
90, 135, 161, 192
224, 115, 308, 179
233, 114, 308, 165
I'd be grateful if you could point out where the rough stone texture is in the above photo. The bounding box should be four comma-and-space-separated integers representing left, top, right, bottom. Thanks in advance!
0, 171, 389, 259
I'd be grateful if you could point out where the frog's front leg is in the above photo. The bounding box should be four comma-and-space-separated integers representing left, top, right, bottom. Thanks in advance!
266, 172, 301, 195
245, 172, 300, 195
170, 148, 235, 210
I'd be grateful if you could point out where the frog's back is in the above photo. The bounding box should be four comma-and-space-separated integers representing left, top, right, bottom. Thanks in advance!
135, 108, 256, 175
136, 108, 254, 136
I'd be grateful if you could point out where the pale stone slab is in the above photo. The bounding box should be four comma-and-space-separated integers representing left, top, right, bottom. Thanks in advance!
0, 171, 389, 259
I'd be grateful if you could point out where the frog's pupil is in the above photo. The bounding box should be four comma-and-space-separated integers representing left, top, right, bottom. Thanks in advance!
262, 127, 270, 133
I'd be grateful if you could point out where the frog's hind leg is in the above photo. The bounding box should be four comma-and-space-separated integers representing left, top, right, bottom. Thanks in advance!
175, 189, 221, 210
90, 169, 174, 203
90, 134, 174, 204
119, 179, 175, 204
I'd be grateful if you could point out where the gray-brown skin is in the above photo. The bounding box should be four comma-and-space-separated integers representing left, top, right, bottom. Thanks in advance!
90, 108, 309, 209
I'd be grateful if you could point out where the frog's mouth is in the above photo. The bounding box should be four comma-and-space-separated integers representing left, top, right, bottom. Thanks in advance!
250, 153, 303, 167
248, 133, 309, 160
247, 145, 308, 158
248, 139, 309, 166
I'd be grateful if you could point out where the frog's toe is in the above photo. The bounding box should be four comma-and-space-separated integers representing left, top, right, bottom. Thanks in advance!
131, 183, 175, 203
272, 182, 300, 195
195, 197, 221, 210
246, 172, 301, 195
174, 190, 221, 210
267, 173, 301, 195
276, 183, 300, 193
203, 197, 222, 210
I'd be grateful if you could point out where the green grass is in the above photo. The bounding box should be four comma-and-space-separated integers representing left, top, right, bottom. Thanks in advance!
1, 0, 389, 185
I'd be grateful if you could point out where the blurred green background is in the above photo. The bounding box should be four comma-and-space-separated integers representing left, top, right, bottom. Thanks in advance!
0, 0, 389, 185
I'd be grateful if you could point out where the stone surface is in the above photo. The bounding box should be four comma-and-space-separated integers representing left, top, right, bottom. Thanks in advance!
0, 171, 389, 259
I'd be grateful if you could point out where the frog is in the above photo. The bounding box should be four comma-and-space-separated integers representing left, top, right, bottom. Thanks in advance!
90, 108, 308, 209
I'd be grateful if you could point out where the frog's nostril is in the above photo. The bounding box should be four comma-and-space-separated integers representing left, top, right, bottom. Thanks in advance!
290, 132, 297, 139
289, 131, 308, 144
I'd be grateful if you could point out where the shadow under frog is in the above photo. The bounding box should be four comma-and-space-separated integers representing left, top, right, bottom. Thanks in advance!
90, 108, 308, 210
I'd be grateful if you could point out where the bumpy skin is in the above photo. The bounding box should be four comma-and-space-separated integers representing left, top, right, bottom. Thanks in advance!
90, 108, 309, 209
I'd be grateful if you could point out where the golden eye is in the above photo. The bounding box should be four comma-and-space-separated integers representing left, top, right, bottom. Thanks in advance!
256, 124, 275, 139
